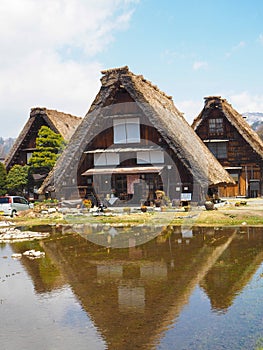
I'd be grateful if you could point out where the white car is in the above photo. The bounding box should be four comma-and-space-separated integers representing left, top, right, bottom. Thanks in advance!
0, 196, 33, 217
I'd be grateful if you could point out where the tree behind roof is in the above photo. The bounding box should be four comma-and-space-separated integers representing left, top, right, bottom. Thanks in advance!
29, 126, 66, 174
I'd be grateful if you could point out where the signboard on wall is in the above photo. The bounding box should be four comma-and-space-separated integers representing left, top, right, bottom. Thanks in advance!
180, 193, 192, 201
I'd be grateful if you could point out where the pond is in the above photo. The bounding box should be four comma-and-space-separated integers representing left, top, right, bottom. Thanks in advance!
1, 225, 263, 350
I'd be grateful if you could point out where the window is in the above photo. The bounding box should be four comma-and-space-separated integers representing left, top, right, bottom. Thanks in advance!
207, 142, 227, 159
150, 151, 164, 164
13, 197, 21, 204
209, 118, 224, 134
137, 151, 164, 164
0, 197, 9, 204
20, 197, 28, 205
26, 152, 33, 164
94, 153, 120, 166
113, 118, 140, 144
230, 173, 239, 184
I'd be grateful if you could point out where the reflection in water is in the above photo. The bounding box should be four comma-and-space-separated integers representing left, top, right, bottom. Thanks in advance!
66, 223, 174, 248
118, 286, 145, 313
1, 226, 263, 350
0, 245, 106, 350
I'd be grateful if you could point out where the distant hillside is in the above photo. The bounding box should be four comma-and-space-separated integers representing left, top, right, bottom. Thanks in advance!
242, 112, 263, 131
0, 137, 15, 160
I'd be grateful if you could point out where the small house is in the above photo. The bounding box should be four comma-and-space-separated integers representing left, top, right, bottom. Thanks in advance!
5, 107, 82, 171
192, 96, 263, 197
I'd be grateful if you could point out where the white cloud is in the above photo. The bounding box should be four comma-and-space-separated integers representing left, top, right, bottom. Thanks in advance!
226, 91, 263, 113
258, 34, 263, 45
225, 41, 246, 57
176, 99, 204, 124
162, 49, 188, 63
234, 41, 246, 50
192, 61, 208, 71
0, 0, 138, 137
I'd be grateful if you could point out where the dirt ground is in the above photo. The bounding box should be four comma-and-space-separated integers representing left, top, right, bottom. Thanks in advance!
219, 197, 263, 213
195, 198, 263, 226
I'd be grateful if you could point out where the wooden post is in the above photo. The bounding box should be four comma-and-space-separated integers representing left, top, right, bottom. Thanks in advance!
245, 166, 248, 197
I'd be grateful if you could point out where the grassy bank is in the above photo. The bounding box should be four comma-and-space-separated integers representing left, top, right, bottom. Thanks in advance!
193, 209, 263, 226
1, 200, 262, 228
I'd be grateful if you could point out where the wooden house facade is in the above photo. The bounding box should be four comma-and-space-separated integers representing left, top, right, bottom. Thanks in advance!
5, 107, 82, 172
192, 96, 263, 197
40, 67, 234, 205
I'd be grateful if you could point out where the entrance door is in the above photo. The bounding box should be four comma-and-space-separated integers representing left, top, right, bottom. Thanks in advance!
249, 180, 260, 198
112, 175, 128, 200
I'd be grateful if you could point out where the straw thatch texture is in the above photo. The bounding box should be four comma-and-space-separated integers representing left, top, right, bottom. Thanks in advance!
40, 67, 234, 195
31, 108, 82, 141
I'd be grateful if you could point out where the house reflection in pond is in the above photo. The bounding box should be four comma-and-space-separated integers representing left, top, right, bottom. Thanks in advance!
11, 226, 263, 350
199, 227, 263, 312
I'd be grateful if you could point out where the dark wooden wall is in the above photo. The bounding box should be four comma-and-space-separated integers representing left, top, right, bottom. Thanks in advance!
195, 110, 262, 197
7, 116, 50, 170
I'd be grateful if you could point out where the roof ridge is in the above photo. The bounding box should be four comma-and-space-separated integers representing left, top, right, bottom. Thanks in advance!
101, 66, 173, 101
30, 107, 81, 120
101, 65, 129, 75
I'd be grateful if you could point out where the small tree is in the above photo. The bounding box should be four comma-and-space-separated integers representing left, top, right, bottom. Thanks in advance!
0, 162, 7, 195
29, 126, 66, 174
6, 164, 29, 195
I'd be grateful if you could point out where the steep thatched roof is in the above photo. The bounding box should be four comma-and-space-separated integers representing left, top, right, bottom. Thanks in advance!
5, 107, 82, 170
32, 108, 82, 141
40, 67, 234, 194
192, 96, 263, 159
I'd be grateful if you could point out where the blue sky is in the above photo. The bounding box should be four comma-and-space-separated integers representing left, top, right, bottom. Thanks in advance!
1, 0, 263, 137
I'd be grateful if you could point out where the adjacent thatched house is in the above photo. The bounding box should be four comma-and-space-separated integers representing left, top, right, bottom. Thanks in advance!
192, 96, 263, 197
40, 67, 234, 204
5, 107, 82, 171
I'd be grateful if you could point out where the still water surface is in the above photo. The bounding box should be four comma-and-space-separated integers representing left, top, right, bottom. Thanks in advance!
1, 225, 263, 350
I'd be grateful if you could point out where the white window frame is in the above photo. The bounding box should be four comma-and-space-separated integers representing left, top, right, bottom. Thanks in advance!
150, 150, 164, 163
137, 151, 164, 164
94, 153, 120, 166
113, 117, 140, 144
137, 151, 150, 164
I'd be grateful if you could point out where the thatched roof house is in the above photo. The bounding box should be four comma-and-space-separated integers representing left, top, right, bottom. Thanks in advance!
192, 96, 263, 197
5, 107, 82, 171
40, 67, 234, 203
192, 96, 263, 159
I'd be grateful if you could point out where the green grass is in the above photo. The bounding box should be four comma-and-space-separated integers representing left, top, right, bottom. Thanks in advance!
1, 206, 263, 228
